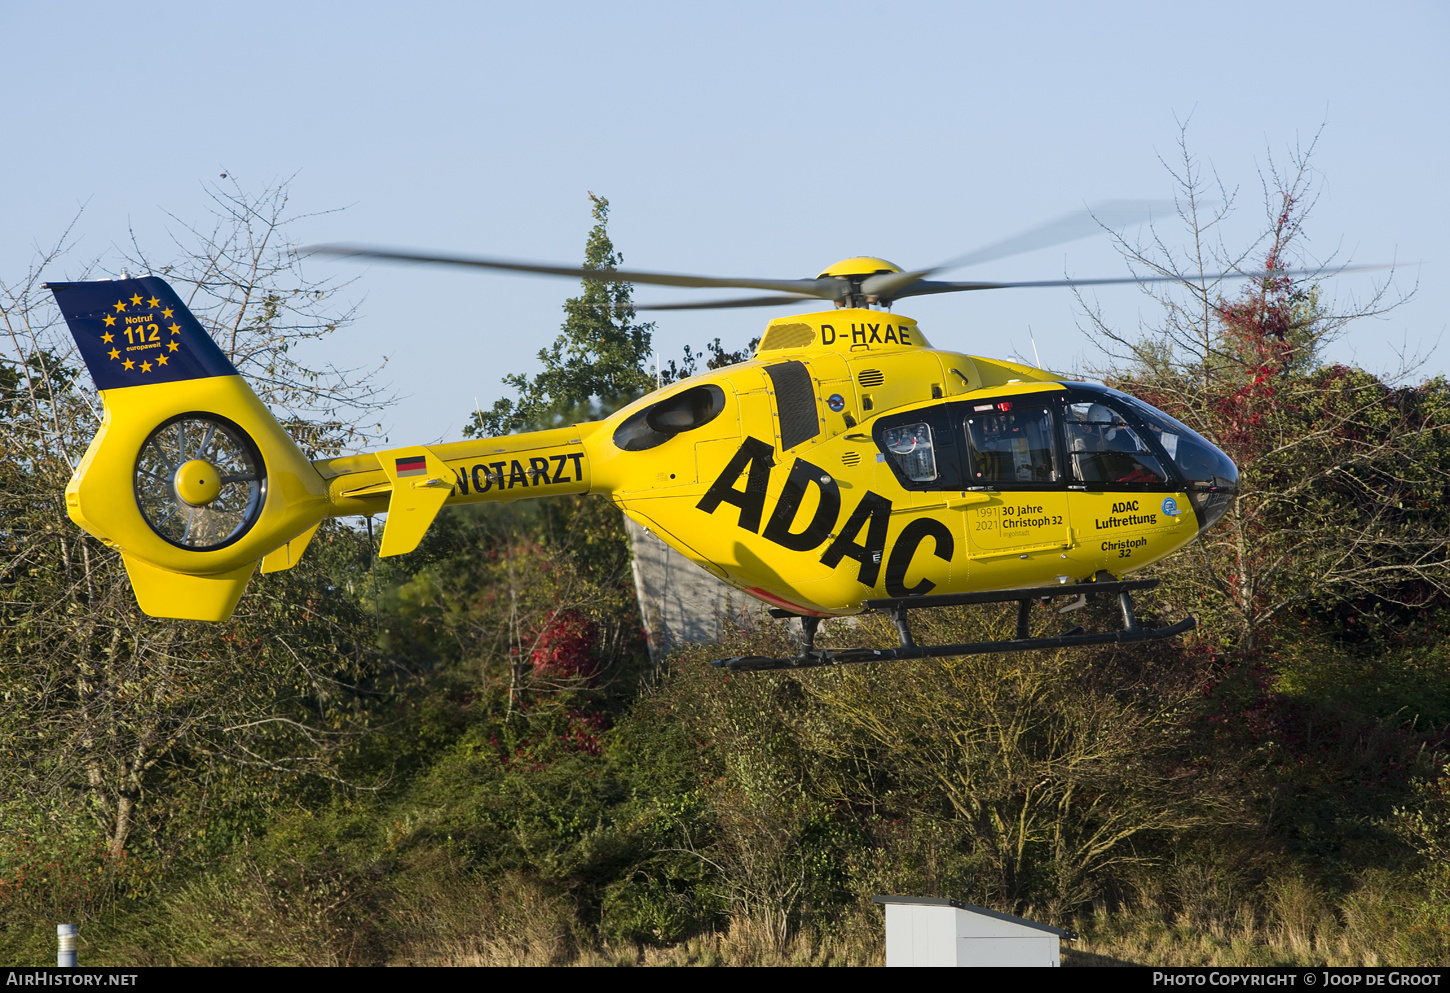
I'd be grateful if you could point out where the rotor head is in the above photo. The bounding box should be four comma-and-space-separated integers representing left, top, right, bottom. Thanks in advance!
816, 257, 904, 279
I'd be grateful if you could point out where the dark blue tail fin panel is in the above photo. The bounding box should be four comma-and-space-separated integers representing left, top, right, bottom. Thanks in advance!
46, 277, 239, 390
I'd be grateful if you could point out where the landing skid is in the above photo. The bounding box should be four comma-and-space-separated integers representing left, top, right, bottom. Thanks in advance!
712, 579, 1195, 672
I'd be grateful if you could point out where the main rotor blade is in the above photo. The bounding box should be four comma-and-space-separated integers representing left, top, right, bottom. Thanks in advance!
634, 294, 825, 311
887, 263, 1393, 301
306, 244, 838, 298
862, 200, 1173, 300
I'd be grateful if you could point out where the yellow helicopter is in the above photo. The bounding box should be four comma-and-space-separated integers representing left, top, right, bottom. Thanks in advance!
49, 206, 1279, 670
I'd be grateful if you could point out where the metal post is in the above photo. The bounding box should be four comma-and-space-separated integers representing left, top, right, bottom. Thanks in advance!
1118, 591, 1141, 633
799, 615, 820, 655
889, 606, 916, 649
57, 923, 77, 967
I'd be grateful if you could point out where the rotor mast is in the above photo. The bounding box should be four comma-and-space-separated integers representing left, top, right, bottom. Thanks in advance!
815, 256, 907, 310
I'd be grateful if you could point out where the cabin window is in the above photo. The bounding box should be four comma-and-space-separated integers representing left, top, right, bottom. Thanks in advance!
964, 404, 1058, 484
613, 384, 727, 452
1063, 401, 1168, 485
880, 422, 938, 482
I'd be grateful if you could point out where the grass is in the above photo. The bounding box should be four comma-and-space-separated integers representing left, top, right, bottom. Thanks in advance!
13, 860, 1446, 967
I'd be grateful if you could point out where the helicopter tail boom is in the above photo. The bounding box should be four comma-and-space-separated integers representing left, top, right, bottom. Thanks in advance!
315, 426, 594, 556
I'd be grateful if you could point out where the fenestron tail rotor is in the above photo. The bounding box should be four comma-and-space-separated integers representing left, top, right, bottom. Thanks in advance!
135, 414, 267, 551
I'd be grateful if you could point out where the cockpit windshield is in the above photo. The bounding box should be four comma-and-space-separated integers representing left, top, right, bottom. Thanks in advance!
1102, 388, 1239, 532
1063, 401, 1167, 485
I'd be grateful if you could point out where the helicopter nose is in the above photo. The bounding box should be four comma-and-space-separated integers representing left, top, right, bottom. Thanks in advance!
1187, 463, 1237, 532
1125, 395, 1240, 533
1175, 440, 1239, 533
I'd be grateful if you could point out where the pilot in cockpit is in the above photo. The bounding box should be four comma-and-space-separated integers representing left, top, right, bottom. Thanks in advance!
1066, 403, 1163, 484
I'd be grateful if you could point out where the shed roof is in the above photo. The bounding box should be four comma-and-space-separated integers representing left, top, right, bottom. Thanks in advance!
872, 895, 1078, 939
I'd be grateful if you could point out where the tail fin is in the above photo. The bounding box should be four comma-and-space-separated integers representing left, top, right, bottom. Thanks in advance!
49, 277, 332, 620
48, 277, 241, 389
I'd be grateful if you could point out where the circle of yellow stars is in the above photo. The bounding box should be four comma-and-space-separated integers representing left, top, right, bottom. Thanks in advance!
99, 291, 183, 374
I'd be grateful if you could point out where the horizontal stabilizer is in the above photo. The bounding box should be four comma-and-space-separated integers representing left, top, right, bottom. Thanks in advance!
122, 554, 256, 621
377, 445, 454, 557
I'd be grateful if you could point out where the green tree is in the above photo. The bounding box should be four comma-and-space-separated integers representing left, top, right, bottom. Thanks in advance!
658, 336, 761, 387
0, 181, 385, 864
437, 194, 658, 714
1081, 131, 1448, 649
469, 193, 656, 437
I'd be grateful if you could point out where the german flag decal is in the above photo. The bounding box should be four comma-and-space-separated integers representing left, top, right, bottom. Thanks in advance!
395, 455, 428, 477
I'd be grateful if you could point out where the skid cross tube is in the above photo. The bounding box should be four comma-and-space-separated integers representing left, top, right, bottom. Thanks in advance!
715, 579, 1195, 672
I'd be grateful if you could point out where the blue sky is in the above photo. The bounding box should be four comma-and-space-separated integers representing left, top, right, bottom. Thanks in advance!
3, 0, 1444, 446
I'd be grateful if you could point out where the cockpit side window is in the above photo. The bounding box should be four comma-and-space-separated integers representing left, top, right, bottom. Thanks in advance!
873, 409, 963, 490
964, 403, 1058, 485
613, 383, 727, 452
1064, 400, 1168, 486
881, 422, 938, 482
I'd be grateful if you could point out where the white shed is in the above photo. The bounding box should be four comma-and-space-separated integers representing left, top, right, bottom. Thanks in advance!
873, 895, 1076, 967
